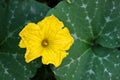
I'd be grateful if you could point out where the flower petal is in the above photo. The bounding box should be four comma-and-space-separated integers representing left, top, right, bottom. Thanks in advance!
42, 47, 68, 67
19, 23, 43, 48
19, 23, 44, 63
37, 15, 64, 38
19, 40, 26, 48
49, 27, 74, 50
25, 46, 43, 63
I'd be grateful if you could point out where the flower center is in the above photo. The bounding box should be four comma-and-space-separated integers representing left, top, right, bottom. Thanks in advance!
41, 39, 49, 47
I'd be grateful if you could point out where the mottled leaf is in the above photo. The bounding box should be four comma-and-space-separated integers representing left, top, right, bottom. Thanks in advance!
47, 0, 120, 80
0, 0, 50, 80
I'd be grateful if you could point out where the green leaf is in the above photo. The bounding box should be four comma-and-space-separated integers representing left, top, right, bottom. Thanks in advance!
0, 53, 41, 80
0, 0, 50, 80
47, 0, 120, 80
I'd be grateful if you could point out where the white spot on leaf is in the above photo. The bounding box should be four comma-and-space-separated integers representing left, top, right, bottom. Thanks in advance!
81, 3, 87, 8
105, 16, 112, 23
87, 69, 95, 75
114, 64, 119, 67
104, 68, 108, 72
30, 6, 36, 14
96, 0, 99, 4
85, 16, 90, 20
67, 17, 71, 22
72, 33, 78, 40
64, 58, 74, 68
4, 68, 9, 75
108, 72, 112, 77
72, 75, 74, 78
11, 15, 15, 19
71, 23, 74, 27
66, 13, 69, 17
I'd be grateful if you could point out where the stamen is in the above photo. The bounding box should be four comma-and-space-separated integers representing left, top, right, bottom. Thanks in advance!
42, 39, 48, 47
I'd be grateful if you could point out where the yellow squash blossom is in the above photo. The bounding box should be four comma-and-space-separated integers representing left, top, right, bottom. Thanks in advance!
19, 15, 74, 67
